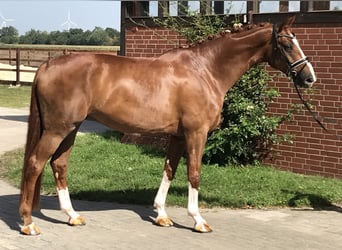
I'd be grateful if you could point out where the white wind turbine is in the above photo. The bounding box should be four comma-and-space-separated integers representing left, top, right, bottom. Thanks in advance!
0, 13, 15, 28
61, 11, 78, 31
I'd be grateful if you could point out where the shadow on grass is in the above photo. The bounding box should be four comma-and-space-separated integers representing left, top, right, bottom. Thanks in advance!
99, 130, 167, 158
138, 145, 166, 159
282, 189, 342, 212
71, 186, 228, 213
98, 130, 123, 140
71, 188, 159, 205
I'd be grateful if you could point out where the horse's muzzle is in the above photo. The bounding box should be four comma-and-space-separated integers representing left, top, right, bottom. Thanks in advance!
303, 77, 315, 88
292, 67, 316, 88
293, 75, 315, 88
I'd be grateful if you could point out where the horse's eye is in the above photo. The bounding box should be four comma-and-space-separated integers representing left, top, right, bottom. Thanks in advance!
284, 44, 292, 52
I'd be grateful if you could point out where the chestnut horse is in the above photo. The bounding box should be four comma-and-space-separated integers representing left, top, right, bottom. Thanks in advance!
19, 17, 316, 235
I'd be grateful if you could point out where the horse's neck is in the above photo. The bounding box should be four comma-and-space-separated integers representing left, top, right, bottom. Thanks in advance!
201, 26, 273, 95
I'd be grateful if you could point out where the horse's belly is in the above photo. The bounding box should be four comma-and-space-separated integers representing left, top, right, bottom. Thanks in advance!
90, 108, 180, 135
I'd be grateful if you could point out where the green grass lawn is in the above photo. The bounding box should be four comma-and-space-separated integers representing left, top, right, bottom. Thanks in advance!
0, 84, 31, 108
1, 131, 341, 209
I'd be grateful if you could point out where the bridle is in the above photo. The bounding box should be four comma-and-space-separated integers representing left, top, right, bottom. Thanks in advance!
272, 25, 309, 80
272, 25, 328, 132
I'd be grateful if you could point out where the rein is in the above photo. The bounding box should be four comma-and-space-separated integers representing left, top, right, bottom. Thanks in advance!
272, 25, 329, 132
293, 83, 328, 132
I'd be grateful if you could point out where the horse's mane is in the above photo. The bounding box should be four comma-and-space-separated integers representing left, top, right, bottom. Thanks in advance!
182, 22, 271, 48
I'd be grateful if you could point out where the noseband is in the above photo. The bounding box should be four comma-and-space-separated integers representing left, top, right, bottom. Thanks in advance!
272, 25, 309, 79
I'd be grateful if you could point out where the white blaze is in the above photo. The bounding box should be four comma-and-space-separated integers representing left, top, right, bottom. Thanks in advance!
293, 37, 316, 83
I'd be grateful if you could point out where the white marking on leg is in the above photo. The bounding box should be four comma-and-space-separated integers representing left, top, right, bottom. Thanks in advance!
28, 223, 38, 235
154, 170, 171, 218
57, 187, 80, 220
293, 37, 316, 83
187, 182, 207, 227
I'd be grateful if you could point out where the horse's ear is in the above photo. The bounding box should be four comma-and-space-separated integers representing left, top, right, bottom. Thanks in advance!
278, 16, 296, 32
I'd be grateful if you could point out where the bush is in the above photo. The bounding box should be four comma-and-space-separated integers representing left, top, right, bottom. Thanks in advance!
203, 66, 293, 165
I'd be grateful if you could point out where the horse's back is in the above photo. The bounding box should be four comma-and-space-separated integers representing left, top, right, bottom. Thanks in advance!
33, 53, 181, 133
33, 52, 222, 135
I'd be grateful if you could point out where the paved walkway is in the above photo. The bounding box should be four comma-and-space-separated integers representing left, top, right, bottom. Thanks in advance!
1, 107, 342, 250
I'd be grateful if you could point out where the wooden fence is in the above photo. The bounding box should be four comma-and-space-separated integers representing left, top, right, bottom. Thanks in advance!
0, 45, 119, 85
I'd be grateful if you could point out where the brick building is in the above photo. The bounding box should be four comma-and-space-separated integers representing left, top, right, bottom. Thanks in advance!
119, 1, 342, 178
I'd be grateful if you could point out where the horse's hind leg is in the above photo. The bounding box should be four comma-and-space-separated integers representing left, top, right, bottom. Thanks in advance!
50, 127, 85, 226
154, 136, 185, 227
20, 132, 65, 235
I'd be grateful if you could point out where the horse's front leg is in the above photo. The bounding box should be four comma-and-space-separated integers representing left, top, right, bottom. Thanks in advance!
186, 130, 213, 233
50, 131, 85, 226
154, 136, 185, 227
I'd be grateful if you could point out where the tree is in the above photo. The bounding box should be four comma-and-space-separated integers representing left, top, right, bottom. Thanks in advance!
0, 26, 19, 44
67, 28, 85, 45
15, 26, 119, 45
105, 27, 120, 45
19, 29, 49, 44
87, 27, 110, 45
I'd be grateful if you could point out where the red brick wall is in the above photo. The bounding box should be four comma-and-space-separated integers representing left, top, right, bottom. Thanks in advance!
124, 23, 342, 178
125, 27, 186, 57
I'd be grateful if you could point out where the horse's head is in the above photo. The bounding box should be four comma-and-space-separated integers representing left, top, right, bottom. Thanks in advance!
268, 16, 316, 88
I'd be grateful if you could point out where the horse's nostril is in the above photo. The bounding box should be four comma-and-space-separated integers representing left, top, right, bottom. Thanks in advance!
304, 78, 314, 88
306, 78, 314, 83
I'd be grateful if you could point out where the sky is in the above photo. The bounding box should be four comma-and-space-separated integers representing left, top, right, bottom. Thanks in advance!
0, 1, 341, 35
0, 0, 121, 35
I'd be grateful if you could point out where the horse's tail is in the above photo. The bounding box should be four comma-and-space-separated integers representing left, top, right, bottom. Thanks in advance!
20, 65, 45, 210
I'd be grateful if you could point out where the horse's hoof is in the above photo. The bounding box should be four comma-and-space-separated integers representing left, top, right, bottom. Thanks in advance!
194, 222, 213, 233
68, 216, 86, 226
20, 222, 41, 236
155, 216, 174, 227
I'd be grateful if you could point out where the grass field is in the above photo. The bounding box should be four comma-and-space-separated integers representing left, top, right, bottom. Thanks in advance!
0, 84, 31, 108
1, 131, 341, 209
